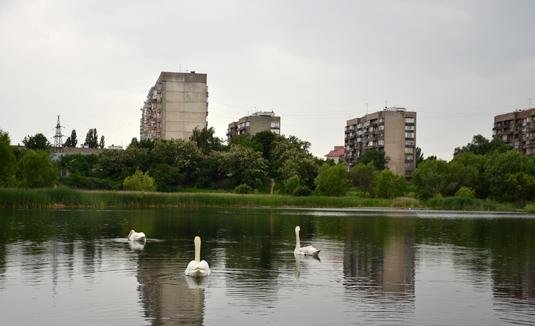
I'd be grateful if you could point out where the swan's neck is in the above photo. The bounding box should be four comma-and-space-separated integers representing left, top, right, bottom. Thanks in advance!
128, 230, 134, 239
194, 237, 201, 263
295, 229, 301, 250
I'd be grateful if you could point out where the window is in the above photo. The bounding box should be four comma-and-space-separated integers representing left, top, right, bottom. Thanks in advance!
406, 140, 415, 146
405, 125, 415, 131
379, 125, 384, 130
270, 121, 280, 128
378, 140, 384, 146
405, 132, 415, 138
405, 147, 414, 154
245, 121, 250, 127
405, 118, 415, 124
406, 155, 414, 161
271, 128, 280, 134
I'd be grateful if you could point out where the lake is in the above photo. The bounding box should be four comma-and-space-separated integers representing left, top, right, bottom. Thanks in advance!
0, 208, 534, 325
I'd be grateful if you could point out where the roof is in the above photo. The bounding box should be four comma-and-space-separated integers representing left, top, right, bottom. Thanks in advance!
325, 146, 345, 158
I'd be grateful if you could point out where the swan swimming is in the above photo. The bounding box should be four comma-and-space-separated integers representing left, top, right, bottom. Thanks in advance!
294, 226, 320, 256
128, 229, 146, 242
185, 236, 211, 277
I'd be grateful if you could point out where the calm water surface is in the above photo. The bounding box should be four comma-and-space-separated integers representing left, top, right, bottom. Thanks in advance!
0, 208, 534, 325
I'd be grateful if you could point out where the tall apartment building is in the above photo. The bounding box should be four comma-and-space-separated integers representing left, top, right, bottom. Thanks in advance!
227, 111, 281, 139
345, 108, 417, 178
493, 108, 535, 155
140, 71, 208, 141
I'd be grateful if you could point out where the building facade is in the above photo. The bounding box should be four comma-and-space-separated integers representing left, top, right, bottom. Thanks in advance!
140, 72, 208, 141
345, 108, 417, 178
227, 111, 280, 139
493, 108, 535, 155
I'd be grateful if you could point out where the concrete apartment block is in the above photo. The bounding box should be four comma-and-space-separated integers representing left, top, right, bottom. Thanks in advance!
493, 108, 535, 155
140, 72, 208, 141
345, 108, 417, 178
227, 111, 281, 139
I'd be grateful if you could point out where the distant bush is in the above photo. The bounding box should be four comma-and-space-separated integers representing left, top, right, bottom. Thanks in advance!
284, 175, 300, 195
234, 184, 253, 194
123, 169, 155, 191
525, 204, 535, 214
18, 150, 57, 188
314, 164, 350, 196
455, 186, 476, 198
374, 170, 406, 199
426, 196, 514, 211
392, 196, 422, 208
61, 174, 119, 190
293, 185, 312, 196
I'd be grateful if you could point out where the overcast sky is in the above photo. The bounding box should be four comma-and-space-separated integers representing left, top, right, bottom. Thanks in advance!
1, 0, 534, 159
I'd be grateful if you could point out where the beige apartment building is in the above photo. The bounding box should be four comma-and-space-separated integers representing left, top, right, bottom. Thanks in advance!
227, 111, 281, 139
345, 108, 417, 178
140, 71, 208, 141
493, 108, 535, 155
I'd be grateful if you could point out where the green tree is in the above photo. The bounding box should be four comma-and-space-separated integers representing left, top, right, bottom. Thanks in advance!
350, 162, 377, 195
412, 158, 452, 198
415, 147, 424, 167
189, 126, 222, 153
123, 169, 155, 191
0, 130, 16, 186
374, 169, 406, 198
357, 149, 388, 170
455, 186, 476, 198
314, 164, 350, 196
252, 131, 278, 161
99, 135, 105, 149
484, 150, 535, 201
504, 172, 535, 203
454, 134, 509, 156
84, 128, 99, 148
283, 175, 301, 195
219, 145, 268, 189
64, 129, 77, 147
17, 150, 57, 187
271, 135, 319, 190
22, 133, 51, 151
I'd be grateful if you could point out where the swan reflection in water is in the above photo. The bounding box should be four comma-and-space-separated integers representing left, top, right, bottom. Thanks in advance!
294, 252, 321, 277
128, 240, 145, 251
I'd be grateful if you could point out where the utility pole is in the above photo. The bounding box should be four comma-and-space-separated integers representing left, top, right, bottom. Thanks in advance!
54, 115, 64, 149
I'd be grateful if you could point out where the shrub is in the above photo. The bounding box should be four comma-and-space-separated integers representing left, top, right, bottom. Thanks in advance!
314, 164, 350, 196
18, 150, 57, 188
234, 183, 253, 194
526, 204, 535, 214
284, 175, 300, 194
455, 186, 475, 198
293, 185, 312, 196
392, 196, 421, 208
374, 170, 406, 199
123, 169, 155, 191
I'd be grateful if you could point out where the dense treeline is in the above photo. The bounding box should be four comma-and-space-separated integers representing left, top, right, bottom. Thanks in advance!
1, 128, 534, 208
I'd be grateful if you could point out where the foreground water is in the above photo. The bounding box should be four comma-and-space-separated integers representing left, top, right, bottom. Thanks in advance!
0, 208, 534, 325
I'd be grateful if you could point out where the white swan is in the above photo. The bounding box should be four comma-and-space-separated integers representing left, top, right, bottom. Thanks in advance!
294, 226, 320, 256
185, 236, 211, 277
128, 229, 146, 242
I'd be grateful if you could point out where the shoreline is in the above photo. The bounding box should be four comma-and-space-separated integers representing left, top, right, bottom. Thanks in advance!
0, 187, 530, 213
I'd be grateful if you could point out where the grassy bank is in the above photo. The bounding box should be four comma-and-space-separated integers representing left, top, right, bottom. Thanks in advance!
0, 187, 395, 209
0, 187, 527, 212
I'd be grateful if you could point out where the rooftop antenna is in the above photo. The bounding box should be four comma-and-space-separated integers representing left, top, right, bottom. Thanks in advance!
365, 102, 369, 114
385, 100, 388, 109
529, 97, 532, 108
53, 115, 64, 148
